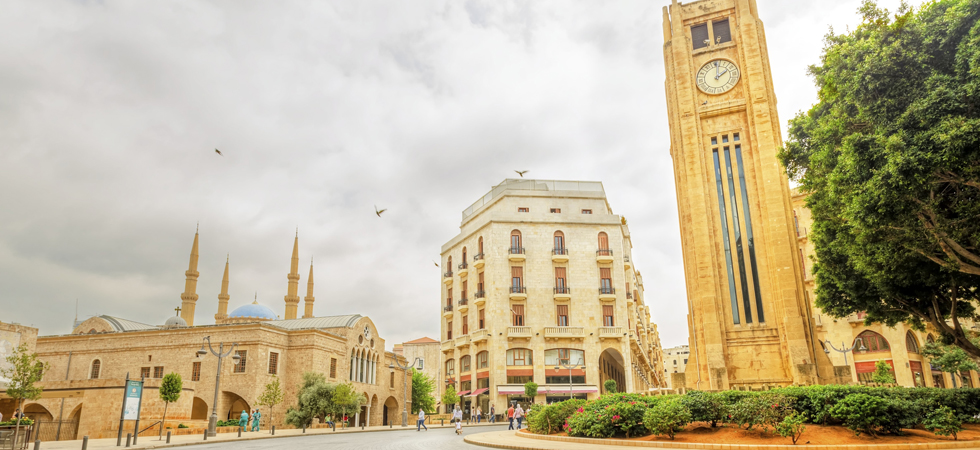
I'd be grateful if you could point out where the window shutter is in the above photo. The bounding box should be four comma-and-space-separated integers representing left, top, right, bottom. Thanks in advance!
713, 19, 731, 44
600, 268, 611, 279
512, 266, 523, 277
691, 23, 709, 49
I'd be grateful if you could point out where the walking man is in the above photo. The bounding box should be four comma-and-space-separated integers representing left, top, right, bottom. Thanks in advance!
416, 409, 427, 431
507, 404, 515, 430
489, 404, 495, 423
251, 409, 261, 432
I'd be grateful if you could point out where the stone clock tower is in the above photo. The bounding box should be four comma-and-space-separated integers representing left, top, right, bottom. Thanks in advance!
662, 0, 835, 389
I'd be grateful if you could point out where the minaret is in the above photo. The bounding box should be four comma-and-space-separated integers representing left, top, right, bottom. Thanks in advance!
215, 255, 230, 321
284, 231, 301, 320
303, 258, 315, 318
180, 228, 200, 326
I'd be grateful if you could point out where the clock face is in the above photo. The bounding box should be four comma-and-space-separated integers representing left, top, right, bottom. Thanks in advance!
696, 59, 740, 95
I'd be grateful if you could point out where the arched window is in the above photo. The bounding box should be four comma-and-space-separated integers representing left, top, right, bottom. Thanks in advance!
926, 334, 936, 344
906, 331, 920, 354
544, 349, 586, 366
445, 358, 455, 377
553, 231, 566, 254
90, 359, 101, 379
854, 330, 890, 353
510, 230, 522, 252
476, 351, 489, 370
478, 237, 484, 256
505, 349, 532, 366
597, 232, 610, 255
460, 355, 471, 372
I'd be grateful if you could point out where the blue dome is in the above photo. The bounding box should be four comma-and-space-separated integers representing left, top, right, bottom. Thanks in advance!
229, 302, 277, 320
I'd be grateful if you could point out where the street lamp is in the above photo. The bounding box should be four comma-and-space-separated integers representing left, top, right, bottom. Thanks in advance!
388, 357, 419, 427
197, 336, 239, 437
554, 357, 584, 401
823, 339, 866, 366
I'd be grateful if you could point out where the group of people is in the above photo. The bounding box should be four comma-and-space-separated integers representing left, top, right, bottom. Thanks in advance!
415, 402, 528, 435
506, 404, 525, 430
236, 409, 261, 432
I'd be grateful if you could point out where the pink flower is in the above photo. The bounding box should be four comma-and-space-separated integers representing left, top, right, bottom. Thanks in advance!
577, 408, 584, 413
612, 415, 621, 422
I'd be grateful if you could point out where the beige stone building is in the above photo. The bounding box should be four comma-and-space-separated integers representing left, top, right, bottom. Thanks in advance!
663, 0, 839, 389
0, 231, 410, 441
0, 322, 39, 389
790, 190, 980, 389
662, 345, 689, 388
395, 337, 441, 410
438, 179, 664, 414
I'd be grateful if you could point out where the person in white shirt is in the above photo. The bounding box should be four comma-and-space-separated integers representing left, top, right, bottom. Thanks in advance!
452, 406, 463, 435
514, 405, 525, 430
416, 409, 427, 431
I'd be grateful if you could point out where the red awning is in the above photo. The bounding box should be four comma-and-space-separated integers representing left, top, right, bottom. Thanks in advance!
456, 390, 471, 396
467, 388, 489, 397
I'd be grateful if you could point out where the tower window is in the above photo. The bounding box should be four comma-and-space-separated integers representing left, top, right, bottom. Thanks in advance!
268, 352, 279, 375
234, 350, 247, 373
691, 23, 709, 50
90, 360, 101, 379
713, 19, 732, 44
330, 358, 337, 378
192, 361, 201, 381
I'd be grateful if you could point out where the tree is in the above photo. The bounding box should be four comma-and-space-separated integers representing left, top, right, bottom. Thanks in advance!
870, 360, 896, 384
330, 383, 365, 423
441, 384, 460, 412
524, 381, 538, 401
603, 379, 617, 394
158, 373, 182, 439
1, 343, 49, 445
923, 340, 980, 386
410, 369, 435, 414
285, 372, 334, 427
778, 0, 980, 359
257, 376, 284, 425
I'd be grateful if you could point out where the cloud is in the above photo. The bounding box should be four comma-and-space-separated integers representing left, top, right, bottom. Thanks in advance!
0, 0, 913, 351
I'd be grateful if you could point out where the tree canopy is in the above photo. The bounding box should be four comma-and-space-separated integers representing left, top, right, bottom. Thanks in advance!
410, 369, 435, 414
779, 0, 980, 359
258, 376, 284, 424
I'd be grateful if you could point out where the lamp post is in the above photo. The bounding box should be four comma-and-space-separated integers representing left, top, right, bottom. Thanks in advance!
388, 357, 419, 427
554, 357, 584, 401
823, 339, 866, 366
197, 336, 240, 437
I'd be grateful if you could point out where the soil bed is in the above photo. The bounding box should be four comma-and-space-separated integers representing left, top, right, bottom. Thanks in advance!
523, 423, 980, 445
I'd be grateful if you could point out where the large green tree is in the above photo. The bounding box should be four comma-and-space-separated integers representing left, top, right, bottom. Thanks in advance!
779, 0, 980, 359
1, 343, 49, 445
285, 372, 334, 427
409, 369, 435, 414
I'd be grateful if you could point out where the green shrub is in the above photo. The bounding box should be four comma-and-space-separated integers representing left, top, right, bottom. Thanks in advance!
776, 412, 807, 444
725, 392, 791, 431
527, 399, 587, 435
924, 406, 963, 440
565, 397, 654, 438
644, 398, 691, 440
177, 424, 189, 429
871, 361, 896, 384
830, 393, 896, 437
604, 379, 617, 394
682, 391, 723, 427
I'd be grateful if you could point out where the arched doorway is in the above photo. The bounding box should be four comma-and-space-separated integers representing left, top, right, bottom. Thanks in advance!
383, 397, 398, 426
192, 397, 209, 420
223, 392, 250, 421
599, 348, 626, 394
23, 403, 53, 423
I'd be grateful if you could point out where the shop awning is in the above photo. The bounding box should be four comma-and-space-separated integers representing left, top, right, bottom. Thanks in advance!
456, 390, 471, 397
541, 385, 599, 394
497, 386, 525, 395
467, 388, 489, 397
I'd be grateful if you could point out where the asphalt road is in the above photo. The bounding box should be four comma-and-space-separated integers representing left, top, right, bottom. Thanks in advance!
183, 424, 510, 450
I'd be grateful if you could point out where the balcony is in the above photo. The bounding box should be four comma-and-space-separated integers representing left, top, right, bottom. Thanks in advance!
509, 286, 527, 300
599, 287, 616, 301
443, 304, 453, 318
507, 326, 532, 339
471, 329, 489, 343
624, 254, 632, 270
544, 326, 585, 340
598, 327, 624, 339
473, 253, 485, 269
596, 249, 614, 263
508, 247, 526, 261
552, 247, 569, 263
457, 298, 469, 313
553, 286, 571, 301
443, 271, 453, 284
455, 334, 470, 348
441, 339, 453, 352
458, 262, 469, 277
474, 290, 486, 306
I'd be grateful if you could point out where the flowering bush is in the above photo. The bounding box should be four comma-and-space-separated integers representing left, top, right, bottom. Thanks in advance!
526, 399, 587, 435
644, 398, 691, 440
565, 399, 653, 438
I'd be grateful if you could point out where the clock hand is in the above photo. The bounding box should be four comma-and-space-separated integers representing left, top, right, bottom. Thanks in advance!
714, 68, 729, 80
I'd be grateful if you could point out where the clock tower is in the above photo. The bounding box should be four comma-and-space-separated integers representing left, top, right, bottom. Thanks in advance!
662, 0, 835, 389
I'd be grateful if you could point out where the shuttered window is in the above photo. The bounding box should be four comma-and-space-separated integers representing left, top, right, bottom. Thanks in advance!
234, 351, 247, 373
330, 358, 337, 378
462, 315, 468, 335
192, 362, 201, 381
478, 309, 485, 329
602, 305, 614, 326
555, 267, 567, 290
556, 305, 569, 326
713, 19, 731, 44
512, 304, 525, 326
268, 352, 279, 375
692, 23, 709, 49
447, 321, 453, 340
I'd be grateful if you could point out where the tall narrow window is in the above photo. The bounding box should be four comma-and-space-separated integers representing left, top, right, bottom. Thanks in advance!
192, 361, 201, 381
445, 359, 455, 377
462, 315, 469, 335
462, 247, 467, 264
330, 358, 337, 378
597, 232, 610, 255
724, 145, 753, 322
599, 268, 612, 293
603, 305, 615, 326
461, 355, 471, 372
447, 321, 453, 340
556, 305, 569, 326
478, 272, 485, 293
713, 19, 731, 44
390, 372, 395, 388
554, 231, 565, 254
510, 230, 522, 253
478, 309, 485, 329
447, 256, 452, 273
735, 141, 765, 322
691, 23, 709, 50
461, 280, 468, 300
90, 360, 101, 379
512, 304, 525, 326
477, 351, 488, 369
793, 211, 801, 236
447, 287, 453, 306
234, 350, 247, 373
555, 267, 567, 293
268, 352, 279, 375
713, 141, 740, 324
478, 237, 483, 255
511, 266, 523, 292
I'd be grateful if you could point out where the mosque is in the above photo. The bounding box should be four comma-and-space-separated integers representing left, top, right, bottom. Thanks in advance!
5, 231, 409, 441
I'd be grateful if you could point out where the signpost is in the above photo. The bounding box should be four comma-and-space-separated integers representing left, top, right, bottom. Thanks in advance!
116, 374, 144, 446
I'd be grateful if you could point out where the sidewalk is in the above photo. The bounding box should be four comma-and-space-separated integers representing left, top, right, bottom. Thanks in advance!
35, 422, 505, 450
466, 430, 615, 450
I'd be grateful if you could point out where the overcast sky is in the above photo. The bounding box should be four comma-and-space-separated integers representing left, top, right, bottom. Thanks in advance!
0, 0, 911, 350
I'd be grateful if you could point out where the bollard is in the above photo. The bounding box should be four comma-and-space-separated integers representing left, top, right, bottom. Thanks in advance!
82, 436, 89, 450
125, 434, 131, 448
34, 440, 40, 450
360, 424, 364, 430
203, 429, 207, 441
440, 418, 444, 427
238, 427, 242, 438
389, 422, 392, 429
271, 426, 275, 436
302, 425, 305, 434
166, 431, 171, 444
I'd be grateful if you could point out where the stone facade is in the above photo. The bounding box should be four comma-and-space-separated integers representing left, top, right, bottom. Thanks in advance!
0, 322, 39, 389
662, 0, 836, 389
790, 189, 980, 389
439, 179, 664, 414
398, 337, 441, 410
662, 345, 689, 388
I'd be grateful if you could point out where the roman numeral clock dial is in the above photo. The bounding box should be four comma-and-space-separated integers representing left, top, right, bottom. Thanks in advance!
696, 59, 740, 94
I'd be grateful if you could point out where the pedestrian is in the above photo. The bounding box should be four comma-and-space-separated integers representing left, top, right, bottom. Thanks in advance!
453, 406, 463, 435
325, 414, 335, 430
507, 404, 515, 430
515, 404, 524, 430
416, 409, 427, 431
238, 410, 248, 429
476, 406, 482, 424
489, 404, 495, 423
251, 409, 261, 432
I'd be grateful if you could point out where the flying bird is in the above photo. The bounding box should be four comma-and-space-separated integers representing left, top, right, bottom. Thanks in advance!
215, 149, 222, 156
514, 170, 529, 177
375, 205, 387, 217
433, 261, 439, 268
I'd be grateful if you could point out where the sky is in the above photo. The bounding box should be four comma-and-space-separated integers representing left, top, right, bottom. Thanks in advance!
0, 0, 913, 350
